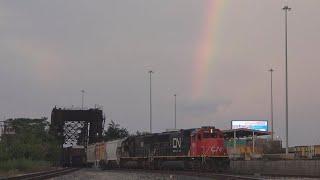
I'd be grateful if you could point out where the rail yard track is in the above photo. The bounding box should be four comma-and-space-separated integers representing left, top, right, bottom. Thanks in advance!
5, 167, 79, 180
107, 169, 266, 180
21, 168, 316, 180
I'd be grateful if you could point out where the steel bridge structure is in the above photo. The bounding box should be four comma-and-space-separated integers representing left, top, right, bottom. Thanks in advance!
50, 107, 105, 148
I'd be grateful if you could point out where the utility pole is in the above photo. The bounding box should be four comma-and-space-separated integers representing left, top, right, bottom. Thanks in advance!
148, 70, 154, 133
174, 94, 177, 129
269, 68, 274, 140
283, 5, 291, 156
81, 90, 85, 110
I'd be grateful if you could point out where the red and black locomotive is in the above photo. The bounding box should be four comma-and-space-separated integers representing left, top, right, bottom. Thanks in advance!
119, 126, 229, 171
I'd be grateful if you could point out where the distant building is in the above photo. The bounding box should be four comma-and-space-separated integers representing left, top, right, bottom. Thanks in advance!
2, 120, 15, 135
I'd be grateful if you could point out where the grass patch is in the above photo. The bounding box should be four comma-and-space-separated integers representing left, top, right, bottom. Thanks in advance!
0, 159, 51, 172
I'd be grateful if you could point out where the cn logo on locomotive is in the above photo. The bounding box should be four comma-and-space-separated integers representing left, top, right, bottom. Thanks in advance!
172, 137, 182, 149
211, 146, 224, 153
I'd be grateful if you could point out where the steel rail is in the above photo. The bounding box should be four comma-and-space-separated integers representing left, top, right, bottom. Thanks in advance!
5, 167, 79, 180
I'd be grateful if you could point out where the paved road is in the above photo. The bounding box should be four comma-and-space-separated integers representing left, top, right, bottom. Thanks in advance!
50, 168, 213, 180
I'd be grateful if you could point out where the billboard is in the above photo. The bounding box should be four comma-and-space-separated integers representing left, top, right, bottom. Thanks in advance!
231, 120, 268, 132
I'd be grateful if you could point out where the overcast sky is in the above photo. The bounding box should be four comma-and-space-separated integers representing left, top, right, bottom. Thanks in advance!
0, 0, 319, 146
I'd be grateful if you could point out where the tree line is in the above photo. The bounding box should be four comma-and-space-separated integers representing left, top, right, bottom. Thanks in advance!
0, 118, 147, 166
0, 116, 151, 172
103, 120, 150, 141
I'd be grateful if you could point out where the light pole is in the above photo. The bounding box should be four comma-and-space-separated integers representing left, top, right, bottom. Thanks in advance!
283, 5, 291, 156
269, 68, 274, 140
148, 70, 154, 133
174, 94, 177, 129
81, 90, 85, 110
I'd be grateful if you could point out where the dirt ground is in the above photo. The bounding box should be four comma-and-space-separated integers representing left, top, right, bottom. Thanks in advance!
0, 166, 61, 179
50, 168, 213, 180
50, 168, 319, 180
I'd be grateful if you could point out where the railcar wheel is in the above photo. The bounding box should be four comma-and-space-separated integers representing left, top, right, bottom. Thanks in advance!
190, 160, 201, 171
157, 160, 162, 170
99, 160, 107, 170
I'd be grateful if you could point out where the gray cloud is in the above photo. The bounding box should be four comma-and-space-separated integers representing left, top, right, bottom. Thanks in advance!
181, 99, 232, 117
0, 0, 319, 146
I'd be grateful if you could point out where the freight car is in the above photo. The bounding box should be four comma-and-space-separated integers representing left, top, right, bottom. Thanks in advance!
62, 146, 86, 167
86, 139, 126, 169
294, 145, 320, 159
87, 142, 106, 167
86, 143, 96, 167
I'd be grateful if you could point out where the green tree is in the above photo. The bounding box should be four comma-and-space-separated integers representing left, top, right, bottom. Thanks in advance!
134, 130, 151, 136
103, 120, 129, 141
0, 118, 60, 163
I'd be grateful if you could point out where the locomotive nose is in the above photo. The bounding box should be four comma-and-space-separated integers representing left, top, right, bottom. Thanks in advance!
209, 138, 226, 156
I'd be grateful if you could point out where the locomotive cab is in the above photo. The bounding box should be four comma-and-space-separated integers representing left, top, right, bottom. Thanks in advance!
190, 126, 227, 157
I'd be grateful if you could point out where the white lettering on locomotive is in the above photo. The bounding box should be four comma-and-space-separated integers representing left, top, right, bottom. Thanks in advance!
211, 146, 223, 153
172, 137, 182, 149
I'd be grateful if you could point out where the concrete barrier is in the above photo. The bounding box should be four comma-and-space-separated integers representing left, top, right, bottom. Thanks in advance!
230, 160, 320, 177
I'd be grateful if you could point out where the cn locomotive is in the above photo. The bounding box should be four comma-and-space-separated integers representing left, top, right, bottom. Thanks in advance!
87, 126, 229, 171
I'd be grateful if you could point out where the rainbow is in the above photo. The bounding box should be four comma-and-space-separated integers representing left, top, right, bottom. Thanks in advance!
11, 39, 63, 81
192, 0, 227, 99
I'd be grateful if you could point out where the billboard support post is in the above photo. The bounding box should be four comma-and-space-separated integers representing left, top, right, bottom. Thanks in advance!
233, 130, 236, 153
252, 131, 255, 154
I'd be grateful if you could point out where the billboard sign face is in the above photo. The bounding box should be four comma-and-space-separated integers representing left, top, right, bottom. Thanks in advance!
231, 120, 268, 132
